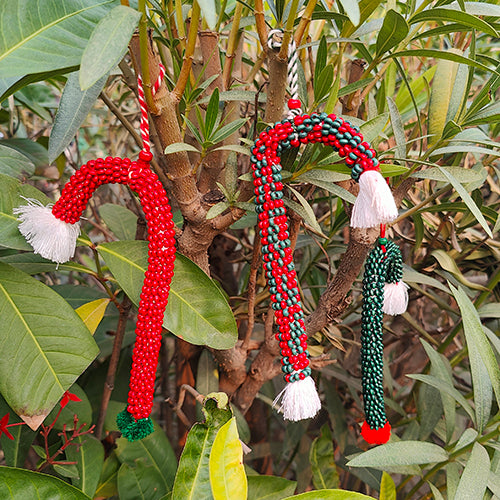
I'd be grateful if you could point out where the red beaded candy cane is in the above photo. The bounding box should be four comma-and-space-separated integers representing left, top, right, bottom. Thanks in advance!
15, 65, 176, 441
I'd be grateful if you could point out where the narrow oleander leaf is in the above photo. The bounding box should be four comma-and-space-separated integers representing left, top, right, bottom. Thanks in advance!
376, 10, 408, 56
97, 241, 238, 349
49, 72, 107, 163
454, 443, 490, 500
79, 5, 140, 90
164, 143, 200, 155
198, 0, 217, 30
0, 467, 92, 499
386, 97, 406, 160
379, 472, 396, 500
0, 264, 98, 429
338, 0, 361, 26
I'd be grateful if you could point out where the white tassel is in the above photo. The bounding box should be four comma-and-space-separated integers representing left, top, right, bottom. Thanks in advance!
273, 376, 321, 421
383, 281, 409, 315
351, 170, 398, 228
13, 198, 80, 264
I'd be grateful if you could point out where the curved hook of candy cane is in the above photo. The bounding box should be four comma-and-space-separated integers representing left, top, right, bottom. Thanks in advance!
15, 153, 176, 441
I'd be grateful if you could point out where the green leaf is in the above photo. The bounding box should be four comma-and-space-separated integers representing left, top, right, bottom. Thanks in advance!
286, 187, 327, 238
209, 118, 248, 145
247, 475, 297, 500
79, 5, 140, 89
386, 97, 406, 160
338, 0, 360, 26
198, 0, 217, 30
464, 101, 500, 126
100, 203, 138, 241
98, 241, 238, 349
76, 298, 110, 335
206, 201, 229, 220
205, 88, 220, 139
0, 144, 35, 179
196, 350, 219, 398
376, 10, 409, 56
428, 482, 445, 500
117, 459, 167, 500
451, 285, 500, 411
284, 491, 375, 500
390, 49, 498, 76
172, 398, 232, 500
0, 466, 92, 499
0, 252, 94, 276
65, 435, 104, 498
454, 443, 490, 500
0, 0, 117, 79
213, 144, 250, 156
0, 263, 98, 429
432, 145, 500, 158
407, 374, 476, 422
315, 37, 327, 81
209, 418, 247, 499
296, 171, 356, 204
379, 472, 396, 500
115, 421, 177, 493
310, 424, 339, 489
0, 174, 49, 250
49, 71, 107, 163
164, 142, 200, 155
314, 65, 334, 102
347, 442, 448, 468
436, 166, 492, 237
53, 464, 80, 479
359, 113, 389, 143
94, 452, 120, 498
411, 166, 484, 184
409, 8, 498, 37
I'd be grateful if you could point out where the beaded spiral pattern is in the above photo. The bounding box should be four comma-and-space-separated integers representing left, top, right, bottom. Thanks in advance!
361, 239, 403, 437
251, 110, 381, 384
52, 152, 176, 440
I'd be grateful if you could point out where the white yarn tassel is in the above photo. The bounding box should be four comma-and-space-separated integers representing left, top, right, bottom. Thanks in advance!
351, 170, 398, 228
14, 198, 80, 264
273, 376, 321, 421
383, 281, 409, 315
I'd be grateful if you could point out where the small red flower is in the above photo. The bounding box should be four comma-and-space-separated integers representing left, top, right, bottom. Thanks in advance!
0, 414, 14, 440
60, 391, 82, 409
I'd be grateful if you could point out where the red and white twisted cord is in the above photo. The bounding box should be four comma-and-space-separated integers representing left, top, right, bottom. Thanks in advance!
137, 64, 166, 152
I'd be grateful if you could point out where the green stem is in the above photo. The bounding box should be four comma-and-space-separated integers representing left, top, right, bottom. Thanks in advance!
214, 0, 228, 31
279, 0, 300, 60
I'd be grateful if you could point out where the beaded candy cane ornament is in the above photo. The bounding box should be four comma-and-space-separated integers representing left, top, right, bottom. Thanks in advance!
253, 30, 408, 441
15, 66, 176, 441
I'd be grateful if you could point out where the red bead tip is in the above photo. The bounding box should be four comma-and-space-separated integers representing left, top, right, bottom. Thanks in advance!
139, 150, 153, 162
361, 421, 391, 445
288, 99, 301, 110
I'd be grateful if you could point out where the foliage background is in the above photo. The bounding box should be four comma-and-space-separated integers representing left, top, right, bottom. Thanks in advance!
0, 0, 499, 499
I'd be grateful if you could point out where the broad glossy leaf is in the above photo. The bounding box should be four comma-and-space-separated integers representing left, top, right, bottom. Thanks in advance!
0, 466, 92, 499
454, 443, 490, 500
0, 144, 35, 179
376, 10, 408, 56
284, 491, 375, 500
310, 424, 339, 489
0, 174, 50, 250
209, 418, 247, 499
0, 138, 49, 169
0, 263, 98, 429
171, 398, 232, 500
117, 459, 167, 500
79, 5, 140, 89
65, 435, 104, 498
347, 442, 448, 469
451, 285, 500, 409
247, 475, 297, 500
0, 394, 36, 467
410, 8, 498, 37
97, 241, 238, 349
115, 422, 177, 492
379, 472, 396, 500
0, 0, 118, 79
94, 452, 120, 498
100, 203, 138, 241
436, 166, 492, 238
76, 298, 110, 335
49, 72, 107, 163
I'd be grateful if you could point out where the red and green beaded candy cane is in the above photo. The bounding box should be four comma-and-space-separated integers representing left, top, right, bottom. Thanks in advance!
15, 66, 176, 441
250, 99, 407, 436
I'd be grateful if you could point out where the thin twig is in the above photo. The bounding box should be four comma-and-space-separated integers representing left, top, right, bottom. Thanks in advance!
242, 238, 262, 350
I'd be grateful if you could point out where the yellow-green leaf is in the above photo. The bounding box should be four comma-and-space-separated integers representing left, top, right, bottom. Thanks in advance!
209, 418, 247, 500
76, 298, 110, 335
379, 472, 396, 500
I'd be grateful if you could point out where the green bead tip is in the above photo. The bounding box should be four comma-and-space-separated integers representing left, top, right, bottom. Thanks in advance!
117, 409, 154, 442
